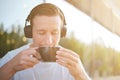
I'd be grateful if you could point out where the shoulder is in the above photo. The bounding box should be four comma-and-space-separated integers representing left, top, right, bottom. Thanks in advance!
7, 43, 30, 57
10, 43, 30, 53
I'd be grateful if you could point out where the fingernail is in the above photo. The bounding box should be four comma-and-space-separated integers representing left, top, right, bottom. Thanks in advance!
56, 51, 60, 54
56, 55, 59, 58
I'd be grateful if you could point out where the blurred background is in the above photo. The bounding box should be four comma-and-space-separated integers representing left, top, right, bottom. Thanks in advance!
0, 0, 120, 80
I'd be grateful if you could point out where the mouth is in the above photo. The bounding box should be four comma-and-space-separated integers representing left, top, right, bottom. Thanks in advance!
38, 44, 58, 47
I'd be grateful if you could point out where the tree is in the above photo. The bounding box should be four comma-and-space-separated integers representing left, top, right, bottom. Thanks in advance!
59, 32, 85, 61
0, 23, 28, 58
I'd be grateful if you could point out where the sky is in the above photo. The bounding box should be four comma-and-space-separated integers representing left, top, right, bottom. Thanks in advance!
1, 0, 120, 52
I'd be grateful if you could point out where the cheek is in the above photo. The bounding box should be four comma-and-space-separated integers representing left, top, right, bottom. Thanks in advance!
32, 31, 42, 42
55, 35, 61, 44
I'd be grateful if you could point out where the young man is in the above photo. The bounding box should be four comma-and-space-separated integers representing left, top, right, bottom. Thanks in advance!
0, 3, 91, 80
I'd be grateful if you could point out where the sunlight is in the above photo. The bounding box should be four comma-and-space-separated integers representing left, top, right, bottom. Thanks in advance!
1, 0, 120, 79
1, 0, 120, 52
45, 0, 120, 52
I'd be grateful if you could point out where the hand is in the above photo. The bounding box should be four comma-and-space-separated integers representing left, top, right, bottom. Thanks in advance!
0, 47, 41, 80
56, 47, 90, 80
10, 47, 41, 72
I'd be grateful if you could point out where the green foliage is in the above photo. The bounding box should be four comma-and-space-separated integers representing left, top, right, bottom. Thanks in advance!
59, 32, 85, 61
0, 23, 28, 57
59, 32, 120, 77
84, 43, 120, 77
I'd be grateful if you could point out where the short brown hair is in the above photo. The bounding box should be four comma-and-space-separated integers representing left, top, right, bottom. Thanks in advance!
26, 3, 66, 26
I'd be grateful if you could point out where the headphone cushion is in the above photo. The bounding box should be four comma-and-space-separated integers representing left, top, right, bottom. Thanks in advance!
24, 25, 32, 38
61, 27, 67, 38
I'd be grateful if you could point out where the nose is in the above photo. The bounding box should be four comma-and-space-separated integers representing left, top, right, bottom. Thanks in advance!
45, 33, 53, 46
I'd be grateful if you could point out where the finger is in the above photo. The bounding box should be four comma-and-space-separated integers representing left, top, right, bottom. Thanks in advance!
56, 55, 77, 66
56, 50, 79, 63
30, 51, 41, 61
17, 58, 38, 70
35, 52, 41, 60
23, 49, 36, 56
25, 55, 40, 64
29, 46, 39, 49
20, 61, 37, 70
27, 47, 41, 60
56, 59, 72, 69
59, 48, 80, 58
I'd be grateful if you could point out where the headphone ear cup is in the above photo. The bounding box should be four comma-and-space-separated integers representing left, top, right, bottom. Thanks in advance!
24, 25, 32, 38
61, 27, 67, 38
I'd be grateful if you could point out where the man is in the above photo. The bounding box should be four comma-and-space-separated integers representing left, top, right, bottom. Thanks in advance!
0, 3, 91, 80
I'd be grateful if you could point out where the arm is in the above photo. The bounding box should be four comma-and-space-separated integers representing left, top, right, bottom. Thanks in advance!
56, 48, 91, 80
0, 61, 16, 80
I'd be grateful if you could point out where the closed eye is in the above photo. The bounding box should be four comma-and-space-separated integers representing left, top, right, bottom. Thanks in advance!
37, 30, 46, 35
52, 30, 59, 35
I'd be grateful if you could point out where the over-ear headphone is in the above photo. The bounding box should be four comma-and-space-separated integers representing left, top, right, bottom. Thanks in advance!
24, 3, 67, 38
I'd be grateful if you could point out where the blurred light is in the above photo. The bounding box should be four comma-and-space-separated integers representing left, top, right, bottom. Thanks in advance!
6, 39, 10, 44
11, 39, 15, 44
0, 31, 4, 35
22, 37, 27, 42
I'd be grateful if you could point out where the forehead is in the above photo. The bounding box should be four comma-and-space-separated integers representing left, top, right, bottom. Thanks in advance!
32, 15, 62, 27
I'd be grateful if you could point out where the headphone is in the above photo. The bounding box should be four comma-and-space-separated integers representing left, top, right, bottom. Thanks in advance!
24, 3, 67, 38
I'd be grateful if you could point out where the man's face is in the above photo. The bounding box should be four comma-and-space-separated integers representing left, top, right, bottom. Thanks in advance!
32, 15, 62, 47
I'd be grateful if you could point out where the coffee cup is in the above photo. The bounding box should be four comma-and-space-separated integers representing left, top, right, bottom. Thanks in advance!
37, 47, 60, 62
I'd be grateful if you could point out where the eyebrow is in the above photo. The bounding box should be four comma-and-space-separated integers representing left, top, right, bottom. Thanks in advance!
37, 28, 59, 31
